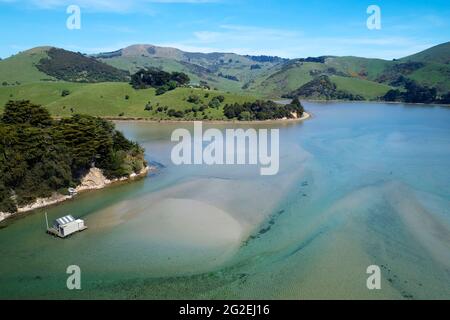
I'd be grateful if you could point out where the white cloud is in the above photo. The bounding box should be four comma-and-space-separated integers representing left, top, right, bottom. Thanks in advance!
190, 24, 301, 46
163, 24, 436, 60
1, 1, 443, 60
5, 0, 218, 13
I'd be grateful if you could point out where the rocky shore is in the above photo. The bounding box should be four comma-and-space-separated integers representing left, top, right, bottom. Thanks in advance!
0, 166, 153, 223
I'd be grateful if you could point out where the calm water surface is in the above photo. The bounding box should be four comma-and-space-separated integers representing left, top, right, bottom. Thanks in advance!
0, 102, 449, 299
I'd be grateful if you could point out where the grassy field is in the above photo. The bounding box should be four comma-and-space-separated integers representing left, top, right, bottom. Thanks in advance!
408, 63, 450, 93
250, 60, 394, 100
1, 43, 448, 111
330, 75, 392, 99
98, 46, 291, 97
99, 53, 271, 95
250, 62, 327, 98
400, 41, 450, 65
101, 55, 205, 83
0, 82, 257, 120
326, 56, 391, 81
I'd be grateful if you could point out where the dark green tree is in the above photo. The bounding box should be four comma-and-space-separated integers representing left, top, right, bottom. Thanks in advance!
1, 100, 52, 127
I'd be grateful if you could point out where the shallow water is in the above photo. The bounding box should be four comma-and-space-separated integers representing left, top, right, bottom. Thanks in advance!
0, 102, 449, 299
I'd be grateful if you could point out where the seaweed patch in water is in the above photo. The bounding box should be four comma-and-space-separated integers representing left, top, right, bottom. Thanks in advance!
379, 263, 417, 299
284, 227, 328, 258
242, 209, 286, 247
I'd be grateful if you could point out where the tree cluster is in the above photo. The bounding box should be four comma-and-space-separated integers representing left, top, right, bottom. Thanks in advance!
130, 68, 190, 94
37, 48, 129, 83
223, 98, 304, 121
382, 79, 449, 104
285, 75, 364, 101
0, 100, 146, 213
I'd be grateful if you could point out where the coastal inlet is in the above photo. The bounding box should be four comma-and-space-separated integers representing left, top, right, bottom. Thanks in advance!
0, 101, 449, 299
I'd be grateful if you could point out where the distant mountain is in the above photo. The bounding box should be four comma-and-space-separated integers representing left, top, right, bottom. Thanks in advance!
95, 44, 287, 67
95, 44, 286, 94
0, 42, 449, 100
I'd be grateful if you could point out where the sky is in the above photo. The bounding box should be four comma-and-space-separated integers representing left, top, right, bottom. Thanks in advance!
0, 0, 449, 59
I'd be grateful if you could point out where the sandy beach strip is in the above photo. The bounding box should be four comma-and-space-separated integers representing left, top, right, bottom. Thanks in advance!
104, 112, 311, 124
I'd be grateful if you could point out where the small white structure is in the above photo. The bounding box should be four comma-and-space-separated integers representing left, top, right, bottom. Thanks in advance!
46, 213, 87, 238
68, 188, 77, 196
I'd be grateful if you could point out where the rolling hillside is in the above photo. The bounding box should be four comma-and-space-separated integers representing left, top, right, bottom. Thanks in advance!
253, 42, 450, 99
330, 76, 393, 100
250, 58, 394, 99
0, 42, 448, 105
393, 42, 450, 93
0, 82, 256, 120
96, 44, 287, 95
0, 47, 128, 84
248, 60, 327, 97
400, 41, 450, 65
0, 47, 54, 84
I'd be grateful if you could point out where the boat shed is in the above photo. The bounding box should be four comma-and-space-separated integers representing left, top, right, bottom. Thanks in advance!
48, 215, 87, 238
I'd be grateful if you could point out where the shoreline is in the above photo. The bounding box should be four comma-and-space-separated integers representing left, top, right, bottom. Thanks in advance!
0, 112, 311, 224
51, 97, 450, 125
299, 99, 450, 107
110, 111, 311, 124
0, 166, 153, 223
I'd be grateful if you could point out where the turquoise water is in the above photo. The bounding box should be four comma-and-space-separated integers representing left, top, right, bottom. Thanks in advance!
0, 102, 449, 299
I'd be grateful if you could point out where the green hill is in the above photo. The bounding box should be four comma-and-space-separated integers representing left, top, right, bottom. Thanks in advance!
285, 75, 378, 101
0, 82, 257, 120
250, 59, 393, 100
96, 44, 286, 95
325, 56, 391, 81
400, 42, 450, 64
0, 47, 54, 84
100, 54, 248, 94
393, 43, 450, 94
36, 48, 129, 82
1, 42, 448, 104
0, 47, 129, 85
404, 63, 450, 94
252, 42, 449, 99
330, 76, 392, 100
248, 61, 326, 98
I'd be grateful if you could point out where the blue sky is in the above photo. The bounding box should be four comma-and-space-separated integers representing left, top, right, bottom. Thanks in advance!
0, 0, 449, 59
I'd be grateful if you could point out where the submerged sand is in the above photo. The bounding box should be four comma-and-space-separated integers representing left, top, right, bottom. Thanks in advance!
83, 142, 311, 275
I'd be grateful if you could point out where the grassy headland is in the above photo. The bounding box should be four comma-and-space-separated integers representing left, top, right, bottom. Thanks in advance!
0, 82, 259, 120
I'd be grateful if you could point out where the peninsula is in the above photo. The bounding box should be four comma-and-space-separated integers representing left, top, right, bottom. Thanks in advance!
0, 100, 149, 222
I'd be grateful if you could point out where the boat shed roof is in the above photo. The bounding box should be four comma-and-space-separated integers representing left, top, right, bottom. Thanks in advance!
55, 215, 76, 226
